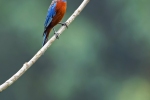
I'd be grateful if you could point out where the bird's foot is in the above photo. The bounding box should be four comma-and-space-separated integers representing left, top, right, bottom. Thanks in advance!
54, 32, 59, 39
59, 22, 68, 28
53, 28, 59, 39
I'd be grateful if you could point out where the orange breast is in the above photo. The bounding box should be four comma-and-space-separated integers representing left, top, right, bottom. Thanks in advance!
49, 1, 67, 28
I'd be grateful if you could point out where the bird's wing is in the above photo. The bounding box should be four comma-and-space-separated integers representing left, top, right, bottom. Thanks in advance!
44, 0, 57, 29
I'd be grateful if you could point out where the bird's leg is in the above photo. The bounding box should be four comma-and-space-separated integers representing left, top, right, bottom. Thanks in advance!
53, 28, 59, 39
59, 22, 68, 28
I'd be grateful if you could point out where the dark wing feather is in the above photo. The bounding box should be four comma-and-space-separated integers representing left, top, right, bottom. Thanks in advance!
44, 0, 57, 29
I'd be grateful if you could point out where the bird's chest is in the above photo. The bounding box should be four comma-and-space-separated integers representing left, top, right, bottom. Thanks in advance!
55, 1, 66, 14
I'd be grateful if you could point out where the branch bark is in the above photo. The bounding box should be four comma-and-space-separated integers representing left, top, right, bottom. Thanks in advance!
0, 0, 90, 92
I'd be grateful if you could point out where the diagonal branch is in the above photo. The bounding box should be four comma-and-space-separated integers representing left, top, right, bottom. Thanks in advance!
0, 0, 90, 92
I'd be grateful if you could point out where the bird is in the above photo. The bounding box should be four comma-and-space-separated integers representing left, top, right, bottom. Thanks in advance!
42, 0, 67, 46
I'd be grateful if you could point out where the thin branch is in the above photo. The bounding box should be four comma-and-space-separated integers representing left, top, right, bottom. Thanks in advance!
0, 0, 90, 92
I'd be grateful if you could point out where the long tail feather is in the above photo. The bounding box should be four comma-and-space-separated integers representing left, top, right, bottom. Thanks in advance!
42, 32, 48, 46
42, 28, 52, 46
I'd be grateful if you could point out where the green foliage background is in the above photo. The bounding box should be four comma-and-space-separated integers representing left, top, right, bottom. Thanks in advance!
0, 0, 150, 100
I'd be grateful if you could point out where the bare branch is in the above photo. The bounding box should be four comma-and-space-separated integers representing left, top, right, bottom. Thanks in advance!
0, 0, 90, 92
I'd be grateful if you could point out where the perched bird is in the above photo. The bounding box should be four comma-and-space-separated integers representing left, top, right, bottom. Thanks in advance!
42, 0, 67, 46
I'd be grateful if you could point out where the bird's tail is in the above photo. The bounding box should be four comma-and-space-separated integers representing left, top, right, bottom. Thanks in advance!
42, 29, 51, 46
42, 32, 48, 46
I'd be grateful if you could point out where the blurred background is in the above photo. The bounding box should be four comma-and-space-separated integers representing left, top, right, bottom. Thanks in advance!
0, 0, 150, 100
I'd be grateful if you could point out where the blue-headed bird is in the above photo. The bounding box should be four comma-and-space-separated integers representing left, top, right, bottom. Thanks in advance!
43, 0, 67, 46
